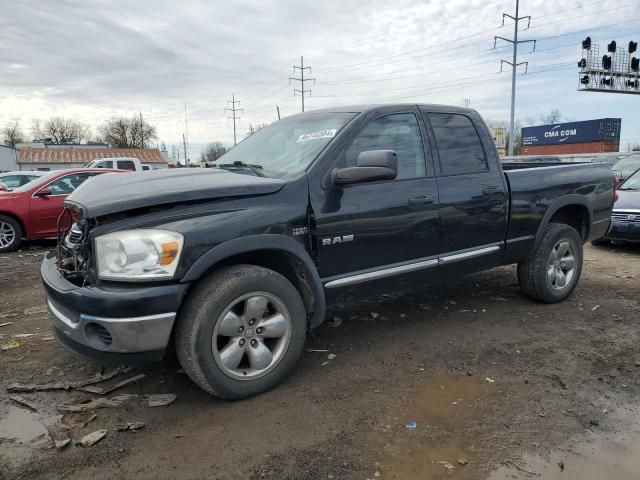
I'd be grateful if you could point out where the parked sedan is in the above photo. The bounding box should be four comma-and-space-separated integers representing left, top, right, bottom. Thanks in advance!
612, 154, 640, 182
0, 171, 46, 192
593, 168, 640, 245
0, 168, 123, 252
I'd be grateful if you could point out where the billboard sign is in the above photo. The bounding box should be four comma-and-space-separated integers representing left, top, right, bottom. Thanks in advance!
522, 118, 621, 146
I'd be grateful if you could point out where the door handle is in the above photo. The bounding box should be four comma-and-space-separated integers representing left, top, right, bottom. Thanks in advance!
408, 194, 435, 206
482, 185, 501, 195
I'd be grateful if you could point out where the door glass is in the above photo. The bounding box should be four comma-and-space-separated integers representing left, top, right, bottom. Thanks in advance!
0, 176, 23, 188
429, 113, 488, 175
94, 161, 113, 168
342, 113, 427, 179
118, 161, 136, 171
45, 173, 93, 195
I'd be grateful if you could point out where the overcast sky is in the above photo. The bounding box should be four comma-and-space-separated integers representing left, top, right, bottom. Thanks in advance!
1, 0, 639, 160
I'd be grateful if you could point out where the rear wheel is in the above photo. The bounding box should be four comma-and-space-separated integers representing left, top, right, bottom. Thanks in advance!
175, 265, 307, 399
0, 215, 22, 253
518, 223, 583, 303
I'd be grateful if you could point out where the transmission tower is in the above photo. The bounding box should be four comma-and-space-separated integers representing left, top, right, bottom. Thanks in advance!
494, 0, 536, 156
225, 94, 243, 146
289, 56, 315, 112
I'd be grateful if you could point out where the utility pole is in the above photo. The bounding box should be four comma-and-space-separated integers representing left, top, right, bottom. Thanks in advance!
290, 56, 315, 112
463, 98, 471, 108
494, 0, 536, 156
139, 112, 144, 148
276, 105, 281, 120
182, 133, 188, 167
225, 93, 243, 146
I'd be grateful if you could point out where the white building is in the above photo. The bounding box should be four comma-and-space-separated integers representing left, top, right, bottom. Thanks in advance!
0, 144, 19, 172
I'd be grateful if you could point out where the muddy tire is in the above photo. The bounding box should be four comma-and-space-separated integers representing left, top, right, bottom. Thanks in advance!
0, 215, 22, 253
175, 264, 307, 400
517, 223, 583, 303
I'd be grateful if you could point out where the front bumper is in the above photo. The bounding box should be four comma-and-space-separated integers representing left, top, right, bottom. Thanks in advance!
603, 217, 640, 243
42, 252, 190, 364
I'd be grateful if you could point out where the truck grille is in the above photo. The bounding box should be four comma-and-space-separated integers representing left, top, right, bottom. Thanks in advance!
612, 212, 640, 223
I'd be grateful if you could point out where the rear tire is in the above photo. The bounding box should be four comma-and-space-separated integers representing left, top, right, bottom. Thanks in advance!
0, 215, 22, 253
175, 264, 307, 400
518, 223, 583, 303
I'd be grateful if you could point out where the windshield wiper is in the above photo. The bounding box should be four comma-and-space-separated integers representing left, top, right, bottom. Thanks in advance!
215, 161, 265, 177
618, 187, 638, 191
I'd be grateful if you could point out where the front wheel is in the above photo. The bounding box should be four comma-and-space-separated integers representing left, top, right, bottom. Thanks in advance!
175, 265, 307, 400
518, 223, 583, 303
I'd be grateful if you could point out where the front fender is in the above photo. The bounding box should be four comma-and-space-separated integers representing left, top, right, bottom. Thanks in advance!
181, 234, 326, 328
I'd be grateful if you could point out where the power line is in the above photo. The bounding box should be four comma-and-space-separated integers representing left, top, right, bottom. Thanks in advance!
225, 93, 243, 146
289, 56, 315, 112
495, 0, 536, 156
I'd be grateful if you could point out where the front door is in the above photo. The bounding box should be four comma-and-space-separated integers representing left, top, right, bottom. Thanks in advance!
311, 110, 440, 280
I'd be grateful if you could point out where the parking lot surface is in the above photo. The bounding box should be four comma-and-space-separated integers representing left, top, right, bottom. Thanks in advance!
1, 242, 639, 480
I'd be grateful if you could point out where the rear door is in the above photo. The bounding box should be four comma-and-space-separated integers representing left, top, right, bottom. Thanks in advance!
422, 110, 507, 267
117, 160, 137, 171
311, 109, 440, 280
29, 172, 97, 237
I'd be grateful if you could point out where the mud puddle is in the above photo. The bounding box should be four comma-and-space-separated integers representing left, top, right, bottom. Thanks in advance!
370, 374, 502, 479
488, 406, 640, 480
0, 404, 49, 463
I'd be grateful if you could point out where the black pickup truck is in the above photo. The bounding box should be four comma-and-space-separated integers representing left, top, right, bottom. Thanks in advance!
42, 105, 615, 399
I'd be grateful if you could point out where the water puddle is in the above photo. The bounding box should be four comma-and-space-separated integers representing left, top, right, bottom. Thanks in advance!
0, 404, 49, 463
488, 406, 640, 480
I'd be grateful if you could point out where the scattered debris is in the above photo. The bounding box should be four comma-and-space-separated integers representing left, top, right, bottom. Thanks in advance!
485, 377, 495, 384
329, 317, 343, 328
80, 430, 107, 447
145, 394, 177, 407
9, 395, 38, 412
307, 349, 329, 353
503, 460, 541, 477
60, 413, 97, 440
24, 305, 48, 316
547, 374, 568, 390
538, 412, 546, 417
435, 461, 455, 474
490, 297, 509, 302
370, 312, 380, 319
58, 394, 137, 412
55, 439, 71, 449
558, 461, 565, 472
12, 333, 38, 338
115, 422, 145, 432
77, 373, 146, 395
591, 305, 600, 312
42, 415, 67, 448
373, 471, 381, 478
0, 340, 21, 350
327, 353, 337, 360
321, 361, 330, 366
458, 458, 469, 466
0, 322, 15, 328
7, 366, 132, 393
590, 419, 600, 426
405, 421, 417, 430
400, 313, 406, 318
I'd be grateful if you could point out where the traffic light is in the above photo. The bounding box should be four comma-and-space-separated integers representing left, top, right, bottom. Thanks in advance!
629, 41, 638, 53
607, 41, 617, 53
582, 37, 591, 49
631, 57, 639, 72
602, 55, 612, 70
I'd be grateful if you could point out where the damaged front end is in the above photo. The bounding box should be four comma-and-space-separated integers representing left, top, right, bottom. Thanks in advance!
55, 206, 95, 286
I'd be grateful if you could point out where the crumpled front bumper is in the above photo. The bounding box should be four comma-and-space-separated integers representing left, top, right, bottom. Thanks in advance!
41, 251, 190, 364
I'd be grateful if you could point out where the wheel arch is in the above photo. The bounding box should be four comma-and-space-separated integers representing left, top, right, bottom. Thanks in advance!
181, 235, 326, 328
534, 195, 592, 251
0, 211, 26, 238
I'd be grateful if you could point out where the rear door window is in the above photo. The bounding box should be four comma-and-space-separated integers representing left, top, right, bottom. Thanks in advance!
94, 160, 113, 168
428, 113, 488, 176
117, 160, 136, 171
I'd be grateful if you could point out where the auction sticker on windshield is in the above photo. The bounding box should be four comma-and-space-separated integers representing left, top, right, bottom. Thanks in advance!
297, 129, 337, 142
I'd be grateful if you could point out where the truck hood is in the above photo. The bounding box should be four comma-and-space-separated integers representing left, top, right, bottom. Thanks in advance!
65, 168, 286, 218
614, 189, 640, 211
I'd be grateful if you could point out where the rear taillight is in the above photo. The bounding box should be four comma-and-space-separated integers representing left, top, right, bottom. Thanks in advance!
613, 177, 619, 203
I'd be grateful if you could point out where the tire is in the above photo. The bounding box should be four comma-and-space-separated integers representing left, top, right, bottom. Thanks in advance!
0, 215, 22, 253
517, 223, 583, 303
175, 264, 307, 400
591, 238, 610, 246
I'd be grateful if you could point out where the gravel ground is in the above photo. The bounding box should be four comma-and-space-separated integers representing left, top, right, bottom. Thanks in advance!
0, 241, 639, 480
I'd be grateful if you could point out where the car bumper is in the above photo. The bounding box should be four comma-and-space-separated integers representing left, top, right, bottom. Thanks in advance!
603, 219, 640, 243
41, 252, 190, 364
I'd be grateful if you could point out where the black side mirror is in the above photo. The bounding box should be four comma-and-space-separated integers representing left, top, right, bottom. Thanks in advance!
34, 187, 52, 197
332, 150, 398, 186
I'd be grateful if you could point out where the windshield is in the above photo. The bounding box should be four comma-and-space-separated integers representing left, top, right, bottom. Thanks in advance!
613, 155, 640, 172
619, 169, 640, 190
12, 171, 60, 193
216, 112, 356, 178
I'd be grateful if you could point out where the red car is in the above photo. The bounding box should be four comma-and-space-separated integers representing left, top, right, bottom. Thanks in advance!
0, 168, 123, 252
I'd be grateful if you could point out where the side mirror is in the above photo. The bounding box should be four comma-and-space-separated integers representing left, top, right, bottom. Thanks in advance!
34, 188, 52, 197
332, 150, 398, 186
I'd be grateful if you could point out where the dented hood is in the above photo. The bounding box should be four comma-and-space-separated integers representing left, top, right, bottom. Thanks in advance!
65, 168, 285, 218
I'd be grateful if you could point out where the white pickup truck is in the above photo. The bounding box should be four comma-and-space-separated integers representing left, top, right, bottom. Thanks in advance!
84, 157, 151, 171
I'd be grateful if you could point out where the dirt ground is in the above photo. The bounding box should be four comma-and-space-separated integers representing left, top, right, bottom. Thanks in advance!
1, 241, 639, 480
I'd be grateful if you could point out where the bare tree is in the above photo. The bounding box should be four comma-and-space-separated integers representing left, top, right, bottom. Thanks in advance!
99, 116, 157, 148
540, 109, 563, 125
246, 123, 268, 136
31, 117, 91, 144
201, 142, 228, 166
1, 120, 25, 147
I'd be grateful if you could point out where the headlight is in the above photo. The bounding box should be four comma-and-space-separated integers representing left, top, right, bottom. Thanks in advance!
95, 229, 184, 281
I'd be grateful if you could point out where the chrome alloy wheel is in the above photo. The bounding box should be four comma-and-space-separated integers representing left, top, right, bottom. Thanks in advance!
546, 239, 577, 290
212, 292, 292, 380
0, 221, 16, 249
